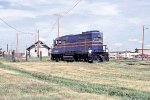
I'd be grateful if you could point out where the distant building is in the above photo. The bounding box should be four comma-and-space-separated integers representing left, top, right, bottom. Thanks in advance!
109, 51, 140, 60
109, 48, 150, 60
135, 48, 150, 55
135, 48, 150, 60
26, 40, 50, 57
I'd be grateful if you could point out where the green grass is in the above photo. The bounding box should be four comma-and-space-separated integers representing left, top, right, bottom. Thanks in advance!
0, 57, 11, 62
0, 56, 50, 62
91, 73, 150, 81
0, 63, 150, 100
138, 67, 150, 71
0, 81, 61, 100
20, 96, 61, 100
0, 84, 53, 95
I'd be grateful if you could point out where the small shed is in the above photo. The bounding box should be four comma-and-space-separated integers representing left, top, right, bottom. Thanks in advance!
26, 40, 50, 57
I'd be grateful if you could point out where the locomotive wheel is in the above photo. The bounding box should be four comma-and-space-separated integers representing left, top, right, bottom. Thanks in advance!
95, 55, 101, 62
88, 56, 93, 63
99, 56, 104, 62
88, 59, 93, 63
55, 57, 59, 62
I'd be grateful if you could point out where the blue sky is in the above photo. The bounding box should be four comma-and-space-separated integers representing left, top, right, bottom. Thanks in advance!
0, 0, 150, 52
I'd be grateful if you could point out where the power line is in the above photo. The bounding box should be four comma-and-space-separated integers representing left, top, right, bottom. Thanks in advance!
45, 20, 57, 42
0, 0, 82, 34
0, 17, 36, 35
52, 0, 82, 37
62, 0, 82, 16
0, 17, 25, 33
49, 20, 57, 33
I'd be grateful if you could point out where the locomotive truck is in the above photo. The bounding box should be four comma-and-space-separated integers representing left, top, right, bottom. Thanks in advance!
51, 30, 109, 63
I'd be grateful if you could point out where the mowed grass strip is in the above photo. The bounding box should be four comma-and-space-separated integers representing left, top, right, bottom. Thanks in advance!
5, 61, 150, 92
0, 63, 150, 100
0, 68, 115, 100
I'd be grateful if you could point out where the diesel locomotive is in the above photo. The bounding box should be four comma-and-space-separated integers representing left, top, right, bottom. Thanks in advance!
51, 30, 109, 63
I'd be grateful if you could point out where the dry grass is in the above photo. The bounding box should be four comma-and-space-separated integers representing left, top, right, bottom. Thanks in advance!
0, 69, 19, 75
4, 61, 150, 92
0, 62, 119, 100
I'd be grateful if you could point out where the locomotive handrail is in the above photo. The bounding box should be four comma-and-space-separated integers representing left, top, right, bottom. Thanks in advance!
55, 40, 103, 46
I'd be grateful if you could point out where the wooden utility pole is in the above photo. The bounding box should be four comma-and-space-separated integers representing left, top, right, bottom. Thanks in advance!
26, 50, 28, 61
57, 16, 60, 37
7, 44, 8, 52
142, 25, 144, 61
54, 14, 61, 37
35, 31, 37, 43
40, 51, 42, 61
16, 33, 19, 57
37, 30, 40, 58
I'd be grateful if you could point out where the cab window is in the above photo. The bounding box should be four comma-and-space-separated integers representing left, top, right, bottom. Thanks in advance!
54, 40, 58, 46
93, 37, 101, 41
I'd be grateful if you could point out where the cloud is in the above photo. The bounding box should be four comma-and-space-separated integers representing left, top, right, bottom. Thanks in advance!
128, 17, 143, 25
71, 2, 120, 16
7, 0, 51, 6
8, 0, 72, 5
90, 3, 120, 16
138, 41, 142, 44
39, 37, 46, 42
145, 44, 150, 47
0, 0, 150, 52
113, 43, 123, 47
0, 9, 36, 18
0, 5, 3, 9
128, 38, 138, 42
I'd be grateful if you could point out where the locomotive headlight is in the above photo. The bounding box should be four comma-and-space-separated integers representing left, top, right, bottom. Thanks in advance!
106, 48, 109, 52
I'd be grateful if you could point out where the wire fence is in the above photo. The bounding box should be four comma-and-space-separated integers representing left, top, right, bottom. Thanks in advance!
2, 51, 51, 62
1, 50, 150, 63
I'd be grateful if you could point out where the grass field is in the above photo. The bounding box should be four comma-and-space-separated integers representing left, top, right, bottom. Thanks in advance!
0, 59, 150, 100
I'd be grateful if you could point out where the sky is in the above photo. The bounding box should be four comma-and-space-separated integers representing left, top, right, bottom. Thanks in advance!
0, 0, 150, 52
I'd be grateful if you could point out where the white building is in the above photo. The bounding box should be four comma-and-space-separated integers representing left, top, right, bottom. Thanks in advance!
135, 48, 150, 55
135, 49, 150, 60
26, 40, 50, 57
109, 51, 140, 60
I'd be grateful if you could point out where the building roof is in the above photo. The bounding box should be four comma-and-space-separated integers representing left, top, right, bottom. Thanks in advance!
26, 40, 50, 51
135, 48, 150, 50
109, 51, 133, 53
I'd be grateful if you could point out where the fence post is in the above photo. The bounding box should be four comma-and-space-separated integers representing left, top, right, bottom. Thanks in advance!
40, 51, 42, 61
2, 51, 5, 57
12, 50, 16, 62
26, 50, 28, 61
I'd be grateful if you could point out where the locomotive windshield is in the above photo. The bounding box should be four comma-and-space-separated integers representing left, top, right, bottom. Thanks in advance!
93, 37, 101, 41
93, 33, 102, 41
54, 40, 58, 46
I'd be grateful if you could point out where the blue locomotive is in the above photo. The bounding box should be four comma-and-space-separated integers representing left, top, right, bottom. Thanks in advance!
51, 30, 109, 63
